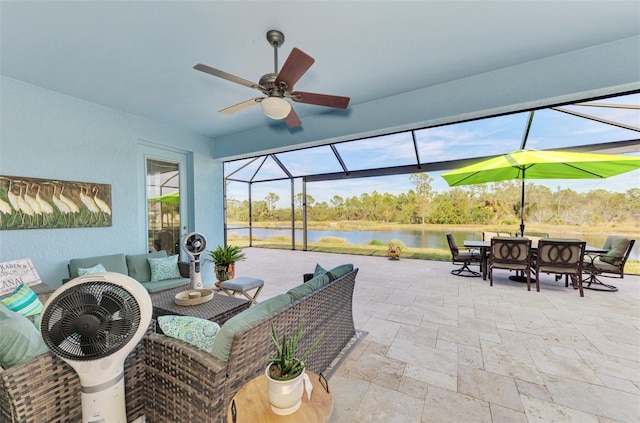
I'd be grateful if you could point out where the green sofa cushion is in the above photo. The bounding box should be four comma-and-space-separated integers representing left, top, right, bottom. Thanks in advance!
141, 278, 189, 293
287, 273, 329, 301
601, 236, 629, 265
326, 264, 354, 281
126, 251, 167, 282
210, 293, 292, 362
69, 253, 127, 278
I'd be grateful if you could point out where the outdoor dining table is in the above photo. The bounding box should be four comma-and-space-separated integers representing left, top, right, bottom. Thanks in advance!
463, 239, 608, 282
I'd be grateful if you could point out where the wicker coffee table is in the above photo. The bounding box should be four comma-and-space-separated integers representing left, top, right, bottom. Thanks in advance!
151, 285, 250, 326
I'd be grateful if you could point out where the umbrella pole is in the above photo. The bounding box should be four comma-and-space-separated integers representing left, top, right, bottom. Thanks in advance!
520, 179, 525, 237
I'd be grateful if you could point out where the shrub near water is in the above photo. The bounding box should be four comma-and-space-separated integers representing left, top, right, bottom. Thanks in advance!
387, 239, 406, 249
318, 236, 347, 244
269, 235, 292, 242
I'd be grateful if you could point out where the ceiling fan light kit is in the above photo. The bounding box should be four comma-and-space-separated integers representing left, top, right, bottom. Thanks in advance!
194, 29, 349, 128
261, 96, 292, 119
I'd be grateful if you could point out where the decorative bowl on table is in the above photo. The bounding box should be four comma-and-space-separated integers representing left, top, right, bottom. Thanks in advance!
174, 289, 214, 306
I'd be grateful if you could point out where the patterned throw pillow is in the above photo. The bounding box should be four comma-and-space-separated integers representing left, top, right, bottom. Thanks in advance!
148, 255, 182, 281
158, 315, 220, 353
77, 263, 107, 276
0, 284, 44, 327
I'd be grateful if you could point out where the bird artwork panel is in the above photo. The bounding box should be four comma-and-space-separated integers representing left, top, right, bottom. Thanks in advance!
0, 176, 112, 230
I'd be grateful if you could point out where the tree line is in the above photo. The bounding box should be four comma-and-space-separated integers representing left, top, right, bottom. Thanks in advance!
227, 174, 640, 227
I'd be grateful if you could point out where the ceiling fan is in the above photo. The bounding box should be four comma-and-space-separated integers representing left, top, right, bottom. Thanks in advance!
194, 30, 350, 128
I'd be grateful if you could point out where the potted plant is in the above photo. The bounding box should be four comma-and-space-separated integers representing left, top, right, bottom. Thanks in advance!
387, 240, 402, 260
265, 321, 324, 415
207, 245, 246, 286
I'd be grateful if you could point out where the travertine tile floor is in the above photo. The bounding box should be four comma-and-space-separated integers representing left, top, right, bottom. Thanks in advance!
239, 247, 640, 423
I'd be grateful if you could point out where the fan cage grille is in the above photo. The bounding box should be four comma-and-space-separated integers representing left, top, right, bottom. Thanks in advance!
41, 281, 142, 361
184, 233, 207, 256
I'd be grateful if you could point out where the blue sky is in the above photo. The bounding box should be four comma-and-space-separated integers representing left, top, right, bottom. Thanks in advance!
226, 93, 640, 207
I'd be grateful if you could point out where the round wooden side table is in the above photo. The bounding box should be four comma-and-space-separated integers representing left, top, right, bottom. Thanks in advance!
227, 371, 333, 422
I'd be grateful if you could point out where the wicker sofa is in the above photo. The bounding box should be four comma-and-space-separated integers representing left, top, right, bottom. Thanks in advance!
1, 266, 358, 423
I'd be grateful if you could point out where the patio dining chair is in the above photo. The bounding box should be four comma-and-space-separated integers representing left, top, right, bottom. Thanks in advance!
446, 232, 482, 277
534, 239, 586, 297
482, 231, 511, 241
582, 236, 635, 292
489, 237, 533, 290
520, 231, 550, 243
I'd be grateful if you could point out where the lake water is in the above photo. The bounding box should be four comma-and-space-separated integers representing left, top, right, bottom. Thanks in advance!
237, 227, 639, 261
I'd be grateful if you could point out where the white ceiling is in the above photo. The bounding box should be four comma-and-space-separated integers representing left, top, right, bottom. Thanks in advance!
1, 1, 639, 143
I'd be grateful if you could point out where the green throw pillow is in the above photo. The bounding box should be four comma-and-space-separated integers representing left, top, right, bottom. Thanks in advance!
0, 304, 49, 368
0, 283, 44, 326
77, 263, 106, 276
601, 237, 629, 265
148, 255, 181, 281
313, 263, 327, 277
158, 315, 220, 353
326, 264, 354, 281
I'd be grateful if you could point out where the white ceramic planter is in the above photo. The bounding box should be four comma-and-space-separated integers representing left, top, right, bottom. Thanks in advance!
265, 364, 305, 415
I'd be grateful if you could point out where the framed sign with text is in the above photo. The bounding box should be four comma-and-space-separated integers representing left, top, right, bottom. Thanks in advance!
0, 258, 42, 296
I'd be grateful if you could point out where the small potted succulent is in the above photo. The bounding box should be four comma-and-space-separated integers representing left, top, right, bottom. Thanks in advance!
208, 245, 246, 286
265, 321, 324, 415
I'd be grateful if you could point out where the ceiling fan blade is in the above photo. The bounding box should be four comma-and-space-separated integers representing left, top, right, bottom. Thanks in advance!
194, 63, 264, 91
219, 98, 263, 115
290, 91, 350, 109
284, 107, 302, 129
275, 48, 315, 90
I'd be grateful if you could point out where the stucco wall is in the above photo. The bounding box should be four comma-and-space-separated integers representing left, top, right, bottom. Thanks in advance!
0, 76, 222, 287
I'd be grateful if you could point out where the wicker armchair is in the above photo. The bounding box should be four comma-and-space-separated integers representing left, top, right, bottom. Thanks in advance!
1, 323, 153, 423
1, 321, 231, 423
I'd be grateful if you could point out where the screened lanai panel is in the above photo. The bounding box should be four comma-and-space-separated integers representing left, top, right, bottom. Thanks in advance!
274, 145, 344, 176
526, 99, 640, 151
333, 132, 417, 171
252, 156, 291, 182
227, 155, 290, 182
414, 113, 530, 163
226, 157, 262, 181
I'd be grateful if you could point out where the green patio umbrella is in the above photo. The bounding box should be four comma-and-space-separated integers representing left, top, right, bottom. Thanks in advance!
441, 149, 640, 236
148, 190, 180, 203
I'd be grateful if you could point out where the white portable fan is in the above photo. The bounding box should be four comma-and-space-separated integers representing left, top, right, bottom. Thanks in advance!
183, 231, 207, 289
40, 273, 152, 423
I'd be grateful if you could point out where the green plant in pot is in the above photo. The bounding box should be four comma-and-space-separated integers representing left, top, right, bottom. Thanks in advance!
265, 321, 324, 415
208, 245, 245, 286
